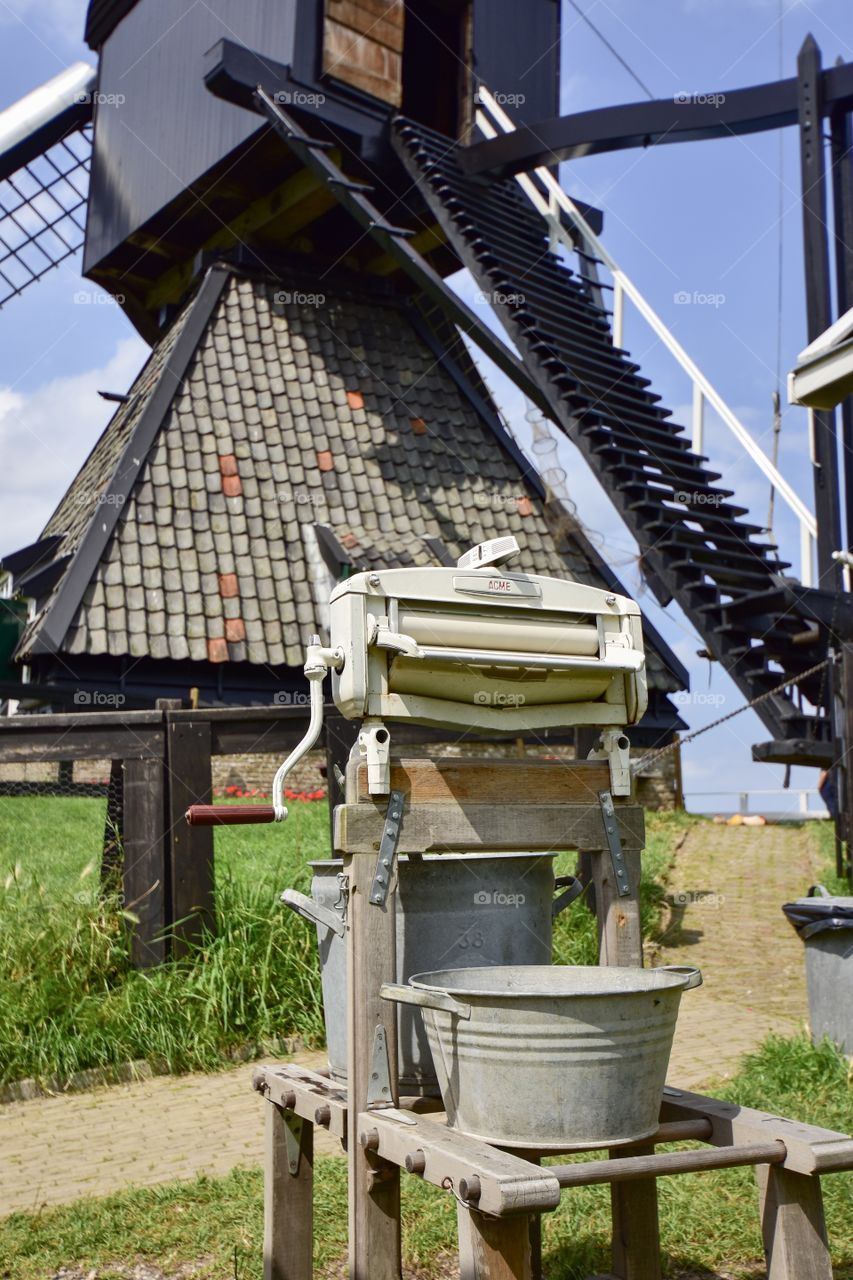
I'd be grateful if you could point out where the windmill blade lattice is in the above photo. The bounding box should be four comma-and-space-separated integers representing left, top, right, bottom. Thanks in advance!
0, 125, 91, 308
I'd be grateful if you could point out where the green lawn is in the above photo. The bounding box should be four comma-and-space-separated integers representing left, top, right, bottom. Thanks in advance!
0, 795, 330, 1085
2, 1033, 851, 1279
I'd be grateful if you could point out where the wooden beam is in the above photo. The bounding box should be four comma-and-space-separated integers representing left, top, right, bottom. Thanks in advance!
145, 166, 337, 311
366, 223, 447, 276
335, 802, 645, 855
354, 757, 612, 805
660, 1087, 853, 1175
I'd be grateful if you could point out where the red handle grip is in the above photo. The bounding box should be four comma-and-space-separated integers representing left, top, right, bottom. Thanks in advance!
186, 804, 276, 826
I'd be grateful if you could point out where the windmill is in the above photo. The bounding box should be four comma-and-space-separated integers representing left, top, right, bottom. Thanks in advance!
0, 0, 848, 833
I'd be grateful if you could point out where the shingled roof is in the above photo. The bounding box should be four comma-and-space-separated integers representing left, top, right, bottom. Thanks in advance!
10, 264, 686, 703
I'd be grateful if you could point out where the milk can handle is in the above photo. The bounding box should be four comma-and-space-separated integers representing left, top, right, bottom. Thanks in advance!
657, 964, 703, 991
280, 889, 346, 938
380, 983, 472, 1020
553, 874, 584, 917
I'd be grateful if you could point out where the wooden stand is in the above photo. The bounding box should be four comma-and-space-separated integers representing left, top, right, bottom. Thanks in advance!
255, 756, 853, 1278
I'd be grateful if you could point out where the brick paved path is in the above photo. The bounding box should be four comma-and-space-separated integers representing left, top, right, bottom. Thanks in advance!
0, 822, 826, 1217
660, 821, 823, 1088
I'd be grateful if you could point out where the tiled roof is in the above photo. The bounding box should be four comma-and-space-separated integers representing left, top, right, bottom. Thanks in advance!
16, 268, 683, 692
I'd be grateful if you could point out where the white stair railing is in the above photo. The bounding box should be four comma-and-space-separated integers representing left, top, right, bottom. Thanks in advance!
475, 87, 816, 587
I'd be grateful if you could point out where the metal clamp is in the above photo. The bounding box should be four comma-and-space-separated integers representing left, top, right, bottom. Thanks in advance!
370, 789, 405, 907
598, 790, 632, 898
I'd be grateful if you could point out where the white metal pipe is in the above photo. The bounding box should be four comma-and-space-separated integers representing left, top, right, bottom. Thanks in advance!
476, 90, 817, 540
800, 522, 814, 587
692, 383, 705, 457
612, 278, 624, 349
0, 62, 96, 159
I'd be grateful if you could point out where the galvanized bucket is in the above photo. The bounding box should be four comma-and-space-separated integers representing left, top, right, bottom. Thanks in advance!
383, 963, 701, 1148
282, 856, 582, 1095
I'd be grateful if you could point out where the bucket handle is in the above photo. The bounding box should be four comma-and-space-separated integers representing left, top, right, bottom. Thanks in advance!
808, 884, 832, 899
380, 982, 472, 1020
553, 874, 584, 917
657, 964, 703, 991
280, 889, 346, 938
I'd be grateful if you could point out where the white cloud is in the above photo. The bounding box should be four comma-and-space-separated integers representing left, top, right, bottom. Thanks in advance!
0, 334, 147, 554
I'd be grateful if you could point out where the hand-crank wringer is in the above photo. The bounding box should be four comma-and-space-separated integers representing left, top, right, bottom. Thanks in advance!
186, 538, 852, 1280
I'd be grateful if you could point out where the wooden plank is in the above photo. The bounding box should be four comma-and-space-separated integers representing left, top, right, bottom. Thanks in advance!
344, 749, 401, 1280
166, 718, 215, 955
756, 1164, 833, 1280
609, 1143, 661, 1280
354, 757, 612, 805
660, 1088, 853, 1175
0, 723, 164, 762
335, 803, 645, 855
122, 757, 168, 967
361, 1111, 561, 1217
461, 1208, 532, 1280
264, 1101, 313, 1280
591, 846, 643, 967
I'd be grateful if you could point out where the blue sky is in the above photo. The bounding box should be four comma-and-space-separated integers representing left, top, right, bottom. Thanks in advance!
0, 0, 851, 815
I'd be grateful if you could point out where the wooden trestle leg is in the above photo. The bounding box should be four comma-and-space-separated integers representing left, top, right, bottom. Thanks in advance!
756, 1163, 833, 1279
263, 1101, 313, 1280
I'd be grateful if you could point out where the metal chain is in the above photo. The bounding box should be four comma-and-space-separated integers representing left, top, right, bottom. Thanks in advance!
632, 658, 830, 777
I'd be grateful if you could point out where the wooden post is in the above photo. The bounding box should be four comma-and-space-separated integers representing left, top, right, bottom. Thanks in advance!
756, 1164, 833, 1280
122, 756, 168, 967
797, 34, 843, 590
343, 751, 401, 1280
609, 1142, 662, 1280
324, 705, 359, 855
166, 715, 215, 954
264, 1100, 314, 1280
590, 844, 643, 968
459, 1207, 532, 1280
101, 757, 124, 886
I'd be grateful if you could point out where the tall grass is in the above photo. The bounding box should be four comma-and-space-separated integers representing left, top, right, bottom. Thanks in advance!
0, 797, 329, 1084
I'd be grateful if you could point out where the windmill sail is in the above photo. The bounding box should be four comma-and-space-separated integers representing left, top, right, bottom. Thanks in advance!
0, 63, 95, 307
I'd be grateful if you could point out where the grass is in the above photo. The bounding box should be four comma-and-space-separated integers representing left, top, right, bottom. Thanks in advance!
0, 793, 691, 1088
2, 1032, 850, 1279
0, 795, 330, 1085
